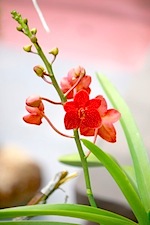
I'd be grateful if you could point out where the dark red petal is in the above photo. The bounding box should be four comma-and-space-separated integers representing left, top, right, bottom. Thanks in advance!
23, 114, 42, 125
98, 124, 116, 142
80, 125, 95, 136
74, 90, 89, 108
63, 101, 77, 112
87, 98, 101, 109
81, 110, 101, 128
64, 111, 80, 129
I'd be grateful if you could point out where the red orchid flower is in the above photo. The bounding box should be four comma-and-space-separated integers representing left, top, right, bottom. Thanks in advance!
80, 95, 121, 142
60, 66, 91, 99
23, 95, 44, 125
63, 90, 102, 130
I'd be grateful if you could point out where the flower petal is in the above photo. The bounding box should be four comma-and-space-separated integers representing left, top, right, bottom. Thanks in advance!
74, 90, 89, 108
23, 114, 42, 125
60, 77, 71, 91
26, 95, 41, 107
102, 109, 121, 123
25, 105, 41, 114
82, 110, 101, 128
96, 95, 107, 116
63, 101, 77, 112
64, 111, 80, 129
80, 125, 95, 136
87, 98, 101, 110
77, 76, 91, 89
98, 124, 116, 142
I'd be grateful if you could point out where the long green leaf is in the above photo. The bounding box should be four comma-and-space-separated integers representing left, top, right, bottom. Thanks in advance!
81, 139, 148, 225
59, 153, 137, 186
97, 73, 150, 211
0, 222, 80, 225
0, 204, 137, 225
58, 152, 102, 167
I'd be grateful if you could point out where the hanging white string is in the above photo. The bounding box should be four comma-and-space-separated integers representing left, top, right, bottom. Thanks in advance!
32, 0, 50, 33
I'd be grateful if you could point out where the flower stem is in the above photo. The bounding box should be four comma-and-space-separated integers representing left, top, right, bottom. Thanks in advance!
73, 129, 97, 208
33, 42, 66, 103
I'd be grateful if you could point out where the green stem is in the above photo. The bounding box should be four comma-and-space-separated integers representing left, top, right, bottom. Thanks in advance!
33, 42, 66, 103
73, 129, 97, 208
11, 10, 66, 103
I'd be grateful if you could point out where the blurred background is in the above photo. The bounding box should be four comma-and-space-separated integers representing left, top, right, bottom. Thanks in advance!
0, 0, 150, 224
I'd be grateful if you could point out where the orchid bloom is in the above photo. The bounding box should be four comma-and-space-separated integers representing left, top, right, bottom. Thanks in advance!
23, 95, 44, 125
63, 90, 101, 130
80, 95, 121, 142
60, 66, 91, 99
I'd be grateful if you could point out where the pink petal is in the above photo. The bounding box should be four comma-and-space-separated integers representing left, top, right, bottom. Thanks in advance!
25, 105, 41, 114
77, 76, 91, 89
26, 95, 41, 107
103, 109, 121, 123
64, 111, 80, 129
98, 124, 116, 142
96, 95, 107, 116
60, 77, 71, 91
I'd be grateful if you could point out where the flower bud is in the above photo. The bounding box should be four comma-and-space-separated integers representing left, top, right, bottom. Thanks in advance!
31, 28, 37, 35
49, 47, 59, 56
23, 18, 28, 24
33, 65, 45, 77
23, 45, 32, 52
30, 35, 38, 43
16, 26, 22, 32
26, 95, 41, 107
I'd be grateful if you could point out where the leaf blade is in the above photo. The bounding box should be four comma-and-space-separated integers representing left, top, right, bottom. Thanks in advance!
81, 139, 148, 224
0, 204, 137, 225
58, 153, 102, 167
96, 72, 150, 211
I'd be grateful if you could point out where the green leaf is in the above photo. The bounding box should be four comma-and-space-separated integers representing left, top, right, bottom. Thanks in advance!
97, 72, 150, 212
123, 165, 136, 185
81, 139, 148, 225
0, 222, 80, 225
0, 204, 137, 225
58, 153, 102, 167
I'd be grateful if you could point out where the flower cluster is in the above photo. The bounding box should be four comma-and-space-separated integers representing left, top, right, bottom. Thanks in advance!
23, 66, 120, 143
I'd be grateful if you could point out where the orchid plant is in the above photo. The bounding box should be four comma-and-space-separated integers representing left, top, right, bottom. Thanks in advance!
0, 10, 150, 225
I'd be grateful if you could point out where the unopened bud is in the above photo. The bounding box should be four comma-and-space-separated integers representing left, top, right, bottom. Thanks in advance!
26, 95, 41, 107
33, 65, 45, 77
23, 45, 32, 52
30, 35, 38, 43
31, 28, 37, 35
23, 18, 28, 24
16, 26, 22, 32
49, 47, 59, 56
